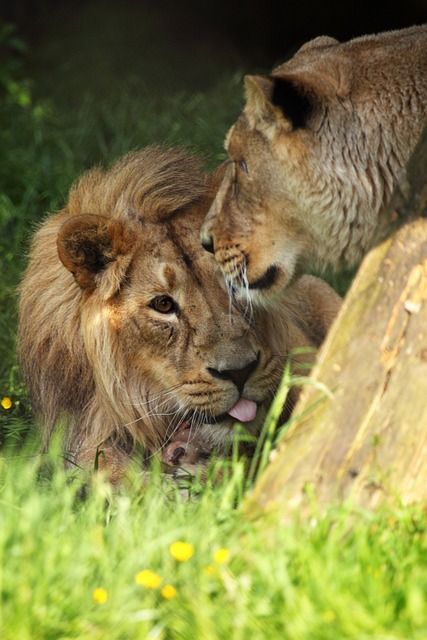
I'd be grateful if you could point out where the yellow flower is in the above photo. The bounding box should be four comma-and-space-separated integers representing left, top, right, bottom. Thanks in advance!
203, 564, 217, 577
92, 587, 108, 604
161, 584, 177, 599
169, 541, 194, 562
213, 548, 230, 564
323, 610, 336, 623
1, 397, 12, 410
135, 569, 162, 589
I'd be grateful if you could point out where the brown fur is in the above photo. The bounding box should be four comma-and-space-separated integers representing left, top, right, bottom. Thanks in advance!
17, 147, 341, 483
201, 25, 427, 306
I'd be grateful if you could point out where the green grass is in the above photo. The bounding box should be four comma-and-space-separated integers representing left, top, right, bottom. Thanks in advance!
2, 24, 427, 639
1, 446, 427, 639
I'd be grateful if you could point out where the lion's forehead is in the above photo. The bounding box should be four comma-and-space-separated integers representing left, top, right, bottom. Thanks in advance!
133, 220, 205, 263
127, 230, 222, 302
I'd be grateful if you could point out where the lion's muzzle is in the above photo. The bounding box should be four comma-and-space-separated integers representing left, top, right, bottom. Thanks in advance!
207, 354, 258, 394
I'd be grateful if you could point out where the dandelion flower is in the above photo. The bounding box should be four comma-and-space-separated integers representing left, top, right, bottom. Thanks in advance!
1, 397, 12, 410
161, 584, 177, 599
169, 541, 194, 562
92, 587, 108, 604
213, 548, 230, 564
135, 569, 162, 589
203, 565, 217, 577
323, 610, 336, 622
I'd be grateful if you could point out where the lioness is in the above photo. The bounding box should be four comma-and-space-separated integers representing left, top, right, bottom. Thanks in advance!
200, 25, 427, 306
18, 147, 340, 483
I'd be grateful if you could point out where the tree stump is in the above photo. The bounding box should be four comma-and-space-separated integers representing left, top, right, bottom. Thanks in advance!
247, 123, 427, 520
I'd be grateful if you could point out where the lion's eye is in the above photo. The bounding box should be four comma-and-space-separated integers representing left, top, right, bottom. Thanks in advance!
239, 159, 248, 173
150, 296, 177, 314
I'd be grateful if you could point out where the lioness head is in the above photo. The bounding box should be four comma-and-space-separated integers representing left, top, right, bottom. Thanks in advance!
19, 147, 319, 482
201, 26, 427, 306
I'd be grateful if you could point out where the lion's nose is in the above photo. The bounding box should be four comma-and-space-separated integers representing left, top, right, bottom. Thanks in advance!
207, 356, 258, 393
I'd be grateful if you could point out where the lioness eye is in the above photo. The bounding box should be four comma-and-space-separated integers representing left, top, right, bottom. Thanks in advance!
239, 159, 248, 173
150, 296, 176, 314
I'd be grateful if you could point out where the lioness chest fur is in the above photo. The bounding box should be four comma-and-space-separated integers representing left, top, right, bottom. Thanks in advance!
201, 25, 427, 306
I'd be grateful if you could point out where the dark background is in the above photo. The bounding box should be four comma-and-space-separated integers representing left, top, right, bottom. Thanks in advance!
1, 0, 427, 100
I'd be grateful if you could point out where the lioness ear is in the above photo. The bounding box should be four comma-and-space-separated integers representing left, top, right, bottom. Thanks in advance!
244, 74, 313, 133
57, 214, 135, 298
244, 75, 278, 131
244, 61, 349, 135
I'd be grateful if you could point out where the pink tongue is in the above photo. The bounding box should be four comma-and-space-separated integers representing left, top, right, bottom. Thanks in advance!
228, 398, 257, 423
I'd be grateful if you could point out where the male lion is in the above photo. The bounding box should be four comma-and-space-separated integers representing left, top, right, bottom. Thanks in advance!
201, 25, 427, 306
18, 147, 340, 483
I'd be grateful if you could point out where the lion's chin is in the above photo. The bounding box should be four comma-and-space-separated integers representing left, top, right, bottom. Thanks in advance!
189, 412, 242, 428
208, 405, 268, 448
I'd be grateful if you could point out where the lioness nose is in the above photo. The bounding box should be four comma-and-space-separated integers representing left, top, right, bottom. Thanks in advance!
207, 356, 258, 393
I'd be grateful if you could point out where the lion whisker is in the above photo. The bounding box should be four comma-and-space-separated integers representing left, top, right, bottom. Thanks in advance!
132, 403, 192, 463
164, 406, 193, 439
120, 407, 179, 430
241, 264, 254, 324
123, 384, 183, 407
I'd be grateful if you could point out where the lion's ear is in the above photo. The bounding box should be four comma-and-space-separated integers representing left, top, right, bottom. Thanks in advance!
57, 214, 135, 298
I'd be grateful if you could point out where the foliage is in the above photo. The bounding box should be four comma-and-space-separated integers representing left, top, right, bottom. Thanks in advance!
1, 447, 427, 639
